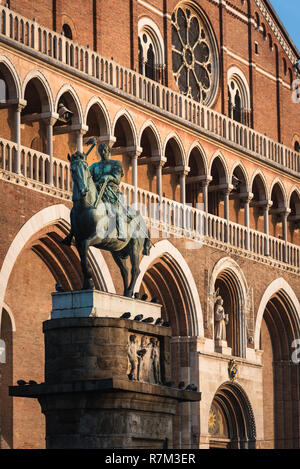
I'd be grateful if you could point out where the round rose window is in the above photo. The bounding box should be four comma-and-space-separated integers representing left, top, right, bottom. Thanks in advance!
172, 5, 218, 105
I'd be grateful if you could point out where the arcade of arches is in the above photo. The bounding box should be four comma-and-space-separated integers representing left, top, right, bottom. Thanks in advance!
0, 212, 299, 448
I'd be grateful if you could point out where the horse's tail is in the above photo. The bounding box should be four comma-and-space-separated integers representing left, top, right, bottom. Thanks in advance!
142, 225, 151, 256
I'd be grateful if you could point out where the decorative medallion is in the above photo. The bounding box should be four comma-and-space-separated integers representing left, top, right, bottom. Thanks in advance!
228, 359, 238, 381
171, 4, 218, 105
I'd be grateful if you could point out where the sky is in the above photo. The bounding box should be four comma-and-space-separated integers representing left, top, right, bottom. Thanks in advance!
270, 0, 300, 52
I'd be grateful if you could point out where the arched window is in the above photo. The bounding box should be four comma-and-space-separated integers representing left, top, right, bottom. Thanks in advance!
268, 33, 273, 50
227, 67, 251, 126
138, 19, 164, 84
294, 141, 300, 152
283, 58, 287, 76
62, 23, 72, 40
0, 78, 6, 103
255, 13, 260, 30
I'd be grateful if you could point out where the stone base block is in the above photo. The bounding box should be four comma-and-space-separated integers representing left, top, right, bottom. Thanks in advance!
51, 290, 162, 321
10, 379, 201, 449
215, 340, 232, 356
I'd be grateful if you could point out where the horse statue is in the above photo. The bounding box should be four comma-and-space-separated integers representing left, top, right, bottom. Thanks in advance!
65, 150, 151, 298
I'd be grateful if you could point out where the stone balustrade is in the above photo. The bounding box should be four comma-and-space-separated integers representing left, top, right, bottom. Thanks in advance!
0, 136, 299, 271
0, 4, 299, 177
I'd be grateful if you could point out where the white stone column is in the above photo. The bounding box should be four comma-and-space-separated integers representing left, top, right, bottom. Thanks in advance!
263, 200, 273, 256
244, 192, 253, 250
127, 146, 142, 207
45, 113, 58, 186
14, 99, 26, 174
156, 161, 163, 197
224, 186, 233, 243
281, 209, 291, 263
176, 166, 190, 232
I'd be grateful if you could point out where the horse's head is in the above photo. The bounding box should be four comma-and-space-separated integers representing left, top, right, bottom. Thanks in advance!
68, 151, 89, 198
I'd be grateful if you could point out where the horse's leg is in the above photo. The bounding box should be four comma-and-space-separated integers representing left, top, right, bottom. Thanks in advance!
79, 237, 95, 290
112, 252, 129, 296
125, 239, 141, 298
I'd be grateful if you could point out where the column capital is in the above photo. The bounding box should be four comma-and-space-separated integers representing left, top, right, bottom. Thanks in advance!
150, 155, 167, 167
126, 146, 143, 158
239, 191, 254, 203
280, 208, 292, 218
175, 165, 190, 176
223, 183, 234, 196
71, 123, 89, 135
43, 112, 59, 127
199, 175, 213, 186
98, 135, 117, 148
15, 98, 27, 112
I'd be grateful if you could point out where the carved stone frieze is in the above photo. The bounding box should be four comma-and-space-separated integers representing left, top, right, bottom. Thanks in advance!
127, 333, 162, 385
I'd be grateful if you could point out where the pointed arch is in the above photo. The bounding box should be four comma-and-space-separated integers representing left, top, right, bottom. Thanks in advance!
55, 84, 83, 124
138, 119, 163, 156
0, 55, 21, 101
163, 132, 186, 166
187, 141, 209, 175
250, 169, 269, 200
138, 17, 165, 66
135, 240, 204, 337
209, 380, 256, 448
230, 161, 250, 192
22, 70, 54, 113
254, 278, 300, 350
84, 96, 111, 137
270, 178, 288, 207
0, 204, 115, 326
288, 185, 300, 207
209, 151, 230, 184
112, 108, 138, 148
1, 303, 16, 333
209, 257, 249, 357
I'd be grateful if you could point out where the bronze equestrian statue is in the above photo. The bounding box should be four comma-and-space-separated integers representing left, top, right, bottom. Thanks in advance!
62, 140, 151, 297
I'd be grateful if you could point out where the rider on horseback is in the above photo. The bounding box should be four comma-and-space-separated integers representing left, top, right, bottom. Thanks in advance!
62, 140, 151, 255
89, 143, 127, 241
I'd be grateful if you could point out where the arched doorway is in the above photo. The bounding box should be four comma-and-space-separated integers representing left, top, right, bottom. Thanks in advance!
136, 241, 203, 448
210, 258, 248, 358
0, 307, 14, 449
0, 205, 114, 448
260, 288, 300, 448
209, 382, 256, 449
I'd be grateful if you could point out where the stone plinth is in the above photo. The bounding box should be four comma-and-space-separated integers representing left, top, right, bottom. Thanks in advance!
215, 339, 232, 356
10, 378, 200, 449
43, 317, 172, 384
51, 290, 162, 321
9, 290, 201, 449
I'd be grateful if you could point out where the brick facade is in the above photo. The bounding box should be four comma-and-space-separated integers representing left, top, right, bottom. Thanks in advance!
0, 0, 299, 449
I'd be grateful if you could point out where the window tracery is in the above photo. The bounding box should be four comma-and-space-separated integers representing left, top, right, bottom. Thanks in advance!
171, 4, 218, 105
227, 68, 251, 126
138, 21, 165, 84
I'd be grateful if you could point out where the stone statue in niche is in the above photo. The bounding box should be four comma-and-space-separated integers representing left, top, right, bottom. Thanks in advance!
128, 334, 138, 381
214, 296, 229, 342
137, 335, 150, 383
150, 337, 161, 385
127, 334, 162, 385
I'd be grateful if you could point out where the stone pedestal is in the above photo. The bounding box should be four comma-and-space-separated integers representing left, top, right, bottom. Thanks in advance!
10, 291, 201, 449
215, 339, 232, 356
